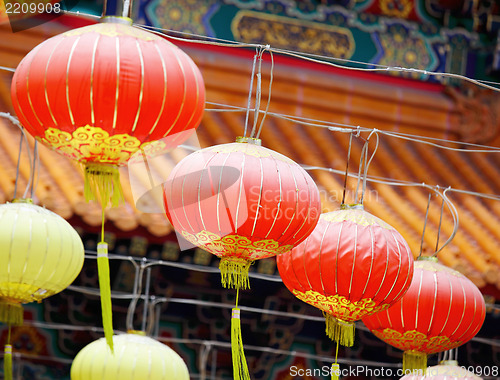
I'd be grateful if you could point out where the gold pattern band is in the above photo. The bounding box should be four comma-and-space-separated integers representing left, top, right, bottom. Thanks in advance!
372, 328, 459, 353
40, 125, 146, 165
292, 289, 390, 322
181, 230, 293, 261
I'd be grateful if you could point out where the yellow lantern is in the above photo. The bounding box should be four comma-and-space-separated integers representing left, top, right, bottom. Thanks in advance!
0, 199, 85, 321
0, 199, 84, 380
71, 332, 190, 380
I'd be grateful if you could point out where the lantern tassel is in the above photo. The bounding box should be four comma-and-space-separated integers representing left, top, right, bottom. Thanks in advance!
0, 303, 23, 326
324, 314, 355, 347
4, 344, 12, 380
97, 242, 114, 352
403, 351, 427, 374
231, 308, 250, 380
220, 258, 251, 290
84, 163, 123, 208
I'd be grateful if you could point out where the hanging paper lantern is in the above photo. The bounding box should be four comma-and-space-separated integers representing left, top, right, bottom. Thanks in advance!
0, 199, 84, 380
163, 137, 321, 289
363, 257, 486, 373
0, 199, 84, 322
399, 360, 482, 379
277, 204, 414, 347
10, 19, 205, 206
71, 332, 190, 380
11, 18, 205, 350
164, 137, 321, 380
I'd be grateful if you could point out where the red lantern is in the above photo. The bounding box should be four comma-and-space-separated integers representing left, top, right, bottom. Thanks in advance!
277, 205, 414, 347
164, 137, 321, 380
10, 19, 205, 351
11, 19, 205, 206
363, 257, 486, 373
163, 137, 321, 289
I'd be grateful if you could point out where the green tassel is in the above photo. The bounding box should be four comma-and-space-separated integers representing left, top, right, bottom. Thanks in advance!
324, 314, 355, 347
220, 258, 251, 290
4, 345, 12, 380
231, 308, 250, 380
97, 242, 114, 352
0, 303, 23, 326
84, 163, 123, 208
403, 351, 427, 375
331, 363, 340, 380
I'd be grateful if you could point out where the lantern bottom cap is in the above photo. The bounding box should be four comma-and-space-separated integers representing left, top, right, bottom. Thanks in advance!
403, 351, 427, 375
84, 163, 124, 208
219, 257, 252, 290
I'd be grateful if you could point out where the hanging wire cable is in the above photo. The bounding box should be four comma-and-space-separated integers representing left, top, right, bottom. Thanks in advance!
105, 14, 500, 93
28, 140, 38, 198
3, 75, 500, 155
0, 66, 16, 73
434, 187, 459, 256
419, 192, 433, 258
341, 133, 353, 206
249, 46, 265, 139
435, 196, 446, 253
353, 130, 379, 204
0, 114, 33, 193
243, 47, 259, 137
13, 131, 24, 199
125, 259, 141, 331
360, 130, 379, 204
255, 47, 274, 140
101, 0, 107, 17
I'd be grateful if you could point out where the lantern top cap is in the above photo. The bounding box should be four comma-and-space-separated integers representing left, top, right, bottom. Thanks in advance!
340, 203, 363, 210
12, 198, 33, 204
127, 330, 147, 336
100, 16, 133, 26
236, 136, 262, 146
439, 360, 459, 366
416, 255, 438, 263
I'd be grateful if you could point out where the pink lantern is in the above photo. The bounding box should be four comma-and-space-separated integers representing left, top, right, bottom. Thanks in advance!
399, 360, 483, 380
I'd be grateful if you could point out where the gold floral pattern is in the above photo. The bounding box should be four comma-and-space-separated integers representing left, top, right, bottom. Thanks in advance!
40, 126, 144, 165
181, 230, 293, 261
292, 290, 390, 322
372, 329, 457, 353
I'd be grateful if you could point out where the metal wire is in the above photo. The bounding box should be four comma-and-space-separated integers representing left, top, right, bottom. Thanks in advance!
419, 192, 433, 258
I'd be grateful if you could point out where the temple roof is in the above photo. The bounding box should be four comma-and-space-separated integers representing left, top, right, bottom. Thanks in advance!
1, 16, 500, 297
